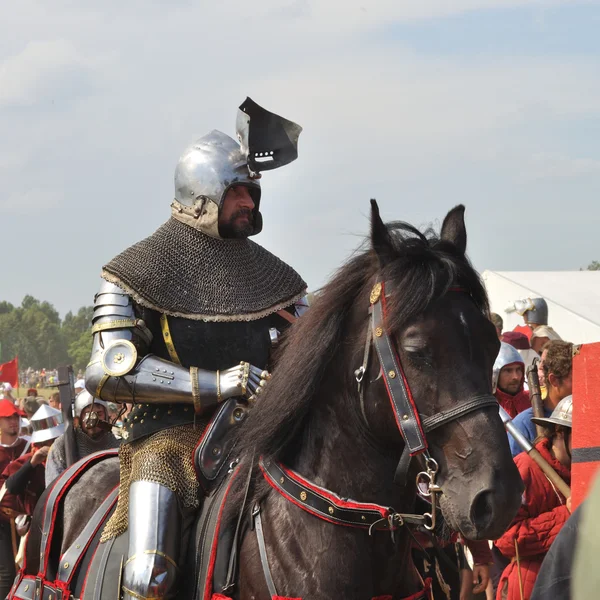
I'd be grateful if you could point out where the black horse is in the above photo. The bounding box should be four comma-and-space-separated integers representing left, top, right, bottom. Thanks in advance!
24, 202, 522, 600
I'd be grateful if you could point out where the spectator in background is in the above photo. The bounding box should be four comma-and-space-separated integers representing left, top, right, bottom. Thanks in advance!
0, 400, 29, 598
48, 392, 61, 410
74, 379, 86, 394
491, 313, 503, 338
508, 340, 573, 458
45, 391, 119, 485
22, 397, 40, 420
502, 331, 539, 370
25, 388, 37, 399
530, 325, 562, 355
0, 384, 17, 404
493, 342, 530, 418
0, 400, 29, 475
0, 406, 65, 518
508, 297, 551, 341
495, 397, 572, 600
538, 347, 548, 388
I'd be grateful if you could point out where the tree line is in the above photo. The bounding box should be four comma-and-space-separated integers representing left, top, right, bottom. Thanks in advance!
2, 261, 598, 371
0, 296, 92, 371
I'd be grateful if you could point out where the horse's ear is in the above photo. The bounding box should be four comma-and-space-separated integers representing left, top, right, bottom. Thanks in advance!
440, 205, 467, 255
370, 199, 394, 266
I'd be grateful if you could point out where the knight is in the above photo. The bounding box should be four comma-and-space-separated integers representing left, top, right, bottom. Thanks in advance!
44, 390, 120, 485
506, 297, 551, 341
84, 98, 307, 600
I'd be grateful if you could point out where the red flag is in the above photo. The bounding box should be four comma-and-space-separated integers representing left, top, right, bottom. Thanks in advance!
0, 357, 18, 388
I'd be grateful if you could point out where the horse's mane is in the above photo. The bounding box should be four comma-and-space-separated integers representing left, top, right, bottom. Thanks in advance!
236, 219, 489, 461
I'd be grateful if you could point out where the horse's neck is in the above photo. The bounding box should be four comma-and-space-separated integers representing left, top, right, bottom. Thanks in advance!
267, 385, 423, 598
289, 385, 409, 511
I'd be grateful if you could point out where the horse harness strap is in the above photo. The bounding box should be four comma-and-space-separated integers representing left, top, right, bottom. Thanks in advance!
12, 490, 119, 600
252, 503, 279, 598
420, 395, 498, 432
38, 450, 119, 575
255, 458, 431, 598
260, 458, 428, 530
11, 450, 119, 600
370, 282, 427, 455
367, 280, 499, 485
56, 487, 119, 583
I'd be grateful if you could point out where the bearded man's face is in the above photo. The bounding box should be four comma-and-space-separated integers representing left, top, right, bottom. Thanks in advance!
218, 185, 256, 238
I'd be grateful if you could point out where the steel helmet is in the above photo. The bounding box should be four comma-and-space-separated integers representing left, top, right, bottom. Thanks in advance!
30, 405, 65, 444
74, 390, 108, 420
492, 342, 525, 393
532, 395, 573, 429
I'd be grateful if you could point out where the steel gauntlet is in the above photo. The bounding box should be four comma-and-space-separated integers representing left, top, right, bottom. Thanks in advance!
88, 345, 270, 414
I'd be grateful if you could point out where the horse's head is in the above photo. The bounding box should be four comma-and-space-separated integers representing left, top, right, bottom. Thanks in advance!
362, 201, 522, 540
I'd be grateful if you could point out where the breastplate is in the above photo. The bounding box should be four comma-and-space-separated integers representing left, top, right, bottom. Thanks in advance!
142, 309, 278, 370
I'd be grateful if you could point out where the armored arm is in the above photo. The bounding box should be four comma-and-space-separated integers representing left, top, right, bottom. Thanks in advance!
85, 281, 268, 412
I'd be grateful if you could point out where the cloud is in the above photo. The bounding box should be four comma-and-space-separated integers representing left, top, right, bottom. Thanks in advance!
0, 187, 62, 216
525, 152, 600, 179
0, 39, 91, 108
0, 0, 599, 314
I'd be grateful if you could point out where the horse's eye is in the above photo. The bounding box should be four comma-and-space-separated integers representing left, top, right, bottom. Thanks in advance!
405, 349, 434, 369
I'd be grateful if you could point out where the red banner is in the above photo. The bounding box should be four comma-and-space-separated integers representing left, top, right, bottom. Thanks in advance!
0, 357, 18, 389
572, 342, 600, 510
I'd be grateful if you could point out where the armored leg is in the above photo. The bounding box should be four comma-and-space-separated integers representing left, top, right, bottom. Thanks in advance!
122, 481, 181, 600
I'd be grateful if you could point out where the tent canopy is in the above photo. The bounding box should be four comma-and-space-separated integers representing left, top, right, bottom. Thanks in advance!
482, 271, 600, 344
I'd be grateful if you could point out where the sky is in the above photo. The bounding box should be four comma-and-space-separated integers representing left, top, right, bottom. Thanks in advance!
1, 0, 600, 316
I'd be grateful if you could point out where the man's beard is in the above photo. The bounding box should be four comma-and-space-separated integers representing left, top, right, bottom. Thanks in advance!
499, 383, 520, 396
220, 209, 254, 239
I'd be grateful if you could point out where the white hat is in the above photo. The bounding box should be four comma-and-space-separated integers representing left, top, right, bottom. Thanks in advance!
30, 405, 65, 444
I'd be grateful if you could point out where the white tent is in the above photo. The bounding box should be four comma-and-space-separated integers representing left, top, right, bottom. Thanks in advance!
481, 271, 600, 344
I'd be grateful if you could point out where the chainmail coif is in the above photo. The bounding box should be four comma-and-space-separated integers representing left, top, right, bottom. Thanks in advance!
102, 217, 306, 321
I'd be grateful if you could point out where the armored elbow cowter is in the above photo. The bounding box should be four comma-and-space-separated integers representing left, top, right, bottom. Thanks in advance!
85, 280, 221, 413
85, 280, 267, 413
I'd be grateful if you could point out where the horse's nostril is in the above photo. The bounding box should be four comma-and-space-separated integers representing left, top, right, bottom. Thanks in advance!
471, 489, 494, 532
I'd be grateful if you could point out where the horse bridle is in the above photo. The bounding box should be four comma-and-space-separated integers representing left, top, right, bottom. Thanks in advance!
355, 280, 498, 529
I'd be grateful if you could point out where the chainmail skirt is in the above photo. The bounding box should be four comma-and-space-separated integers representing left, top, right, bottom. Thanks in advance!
101, 424, 206, 542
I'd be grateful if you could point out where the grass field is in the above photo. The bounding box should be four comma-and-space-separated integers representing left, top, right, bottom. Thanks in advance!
14, 387, 55, 400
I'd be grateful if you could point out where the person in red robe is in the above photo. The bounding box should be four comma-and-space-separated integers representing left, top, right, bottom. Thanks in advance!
0, 405, 64, 519
495, 396, 572, 599
493, 342, 530, 418
0, 400, 28, 598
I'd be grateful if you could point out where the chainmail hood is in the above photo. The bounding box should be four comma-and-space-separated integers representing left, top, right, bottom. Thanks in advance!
49, 429, 120, 473
102, 217, 306, 322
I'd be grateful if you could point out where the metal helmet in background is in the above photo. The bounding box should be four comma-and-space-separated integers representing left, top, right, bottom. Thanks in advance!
492, 342, 525, 393
30, 405, 65, 444
172, 97, 302, 239
74, 390, 109, 421
506, 297, 549, 326
531, 395, 573, 429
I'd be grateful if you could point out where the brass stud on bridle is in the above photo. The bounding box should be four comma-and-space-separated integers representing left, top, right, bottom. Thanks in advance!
370, 282, 382, 305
